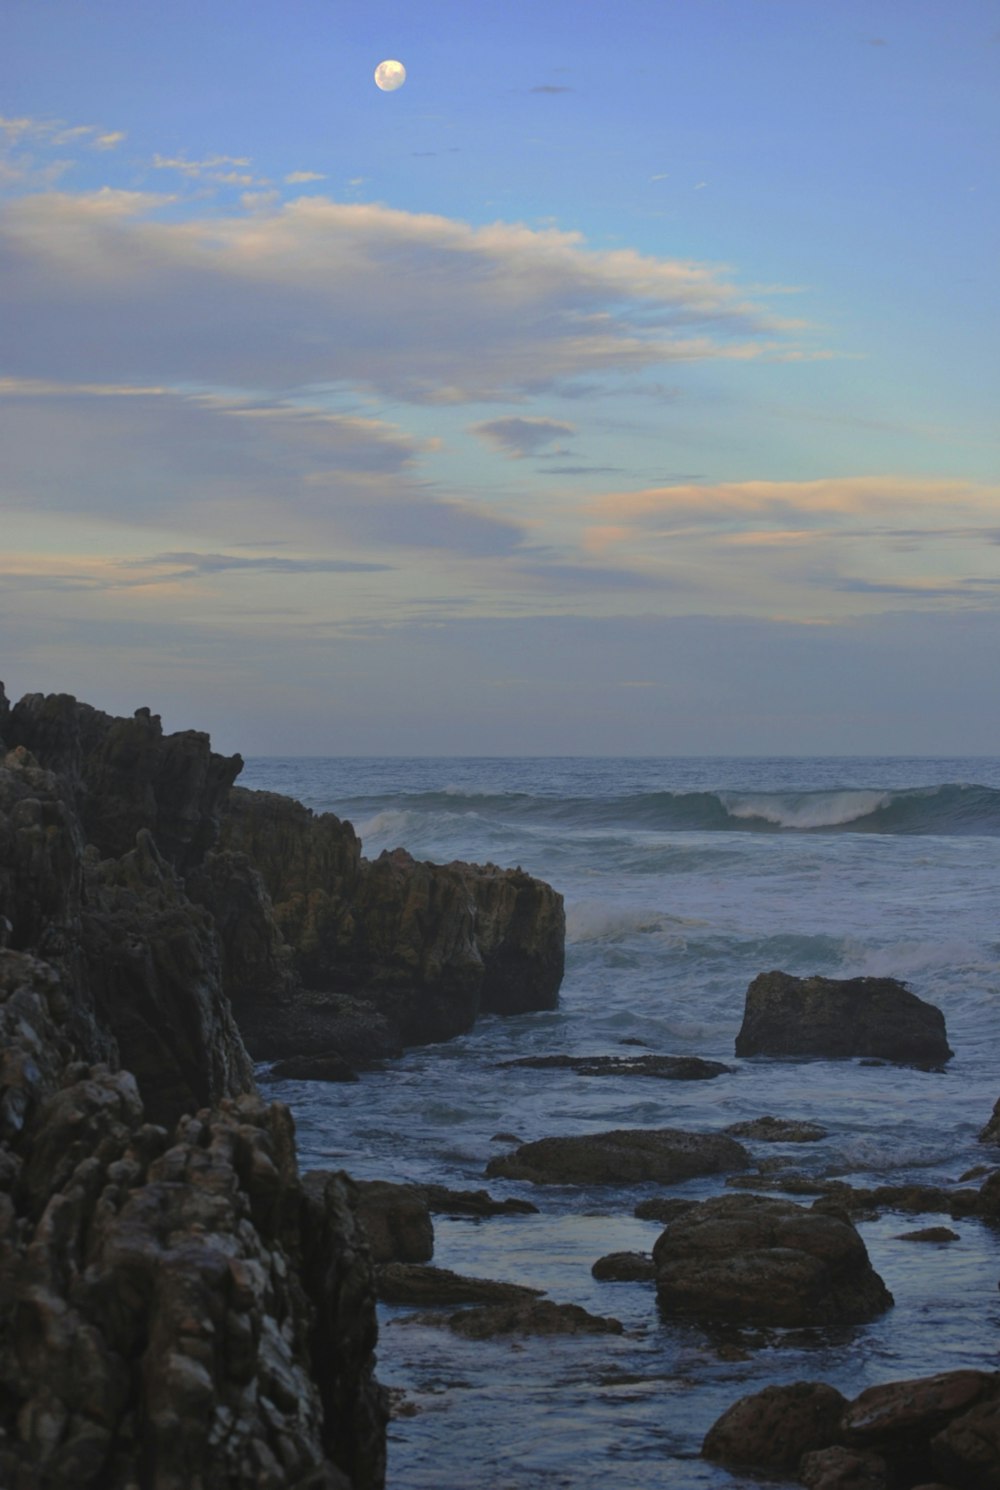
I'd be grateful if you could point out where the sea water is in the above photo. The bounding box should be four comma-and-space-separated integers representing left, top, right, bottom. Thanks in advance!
240, 756, 1000, 1490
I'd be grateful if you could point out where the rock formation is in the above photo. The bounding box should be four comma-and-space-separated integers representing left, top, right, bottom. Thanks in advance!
704, 1368, 1000, 1490
735, 970, 953, 1065
0, 701, 385, 1486
485, 1127, 748, 1186
216, 786, 565, 1053
0, 680, 569, 1487
653, 1193, 893, 1328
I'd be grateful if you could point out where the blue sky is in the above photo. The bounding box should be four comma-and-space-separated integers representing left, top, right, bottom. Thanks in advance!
2, 0, 998, 753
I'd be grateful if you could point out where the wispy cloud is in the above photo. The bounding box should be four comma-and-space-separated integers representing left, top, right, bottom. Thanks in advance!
0, 189, 811, 404
285, 170, 326, 184
470, 416, 576, 458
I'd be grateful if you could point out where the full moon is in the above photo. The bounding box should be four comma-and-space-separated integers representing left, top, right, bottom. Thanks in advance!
374, 59, 406, 91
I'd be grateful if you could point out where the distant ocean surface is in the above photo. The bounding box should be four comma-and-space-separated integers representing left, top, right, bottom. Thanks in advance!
240, 756, 1000, 1490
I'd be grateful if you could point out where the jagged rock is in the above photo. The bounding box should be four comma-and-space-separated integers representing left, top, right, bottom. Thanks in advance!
0, 951, 385, 1489
725, 1115, 829, 1142
221, 790, 565, 1047
82, 830, 254, 1127
653, 1193, 893, 1327
0, 687, 388, 1488
351, 1180, 434, 1264
8, 691, 241, 871
500, 1053, 732, 1080
375, 1263, 542, 1307
702, 1380, 849, 1472
735, 971, 953, 1065
485, 1128, 748, 1186
591, 1251, 656, 1281
417, 1183, 538, 1217
406, 1299, 623, 1339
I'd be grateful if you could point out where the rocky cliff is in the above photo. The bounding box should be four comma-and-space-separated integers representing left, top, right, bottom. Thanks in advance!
0, 683, 567, 1488
212, 782, 565, 1058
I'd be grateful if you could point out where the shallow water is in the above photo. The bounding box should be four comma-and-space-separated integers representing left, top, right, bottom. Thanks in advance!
243, 755, 1000, 1488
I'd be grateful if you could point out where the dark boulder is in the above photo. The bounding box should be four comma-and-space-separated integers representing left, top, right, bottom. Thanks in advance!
735, 970, 952, 1065
591, 1251, 656, 1282
485, 1127, 749, 1186
653, 1193, 893, 1327
702, 1380, 849, 1472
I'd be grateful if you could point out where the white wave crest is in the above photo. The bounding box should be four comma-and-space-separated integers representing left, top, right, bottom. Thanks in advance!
721, 789, 892, 830
566, 900, 705, 945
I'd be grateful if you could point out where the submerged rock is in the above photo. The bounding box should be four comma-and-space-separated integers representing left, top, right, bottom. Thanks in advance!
405, 1299, 624, 1339
501, 1053, 732, 1080
735, 971, 953, 1065
484, 1127, 749, 1186
376, 1263, 542, 1307
591, 1251, 656, 1282
725, 1115, 829, 1143
653, 1193, 893, 1328
417, 1183, 538, 1217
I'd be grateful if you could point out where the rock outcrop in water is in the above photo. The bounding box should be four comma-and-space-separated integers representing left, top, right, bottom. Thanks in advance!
214, 784, 565, 1053
653, 1193, 893, 1328
704, 1368, 1000, 1489
735, 970, 953, 1066
485, 1127, 749, 1186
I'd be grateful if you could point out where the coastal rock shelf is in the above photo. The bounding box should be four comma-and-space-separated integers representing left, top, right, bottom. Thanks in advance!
0, 683, 568, 1489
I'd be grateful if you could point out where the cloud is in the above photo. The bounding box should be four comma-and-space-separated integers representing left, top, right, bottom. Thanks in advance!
0, 189, 808, 403
470, 415, 576, 458
587, 476, 1000, 532
0, 115, 125, 150
130, 552, 393, 577
285, 170, 326, 184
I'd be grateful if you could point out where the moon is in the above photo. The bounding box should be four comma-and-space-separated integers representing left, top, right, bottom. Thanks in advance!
374, 59, 406, 92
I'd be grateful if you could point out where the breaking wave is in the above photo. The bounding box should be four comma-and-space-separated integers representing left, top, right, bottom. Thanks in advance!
351, 783, 1000, 837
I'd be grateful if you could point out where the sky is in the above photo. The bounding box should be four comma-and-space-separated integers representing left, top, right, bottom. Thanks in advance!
2, 0, 998, 755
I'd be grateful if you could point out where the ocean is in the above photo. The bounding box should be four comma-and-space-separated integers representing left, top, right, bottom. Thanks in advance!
239, 755, 1000, 1490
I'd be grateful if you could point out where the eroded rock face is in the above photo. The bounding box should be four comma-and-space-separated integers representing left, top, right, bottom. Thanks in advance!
485, 1128, 748, 1186
0, 948, 386, 1490
8, 691, 241, 872
653, 1193, 893, 1328
221, 790, 565, 1048
735, 971, 952, 1065
0, 688, 389, 1488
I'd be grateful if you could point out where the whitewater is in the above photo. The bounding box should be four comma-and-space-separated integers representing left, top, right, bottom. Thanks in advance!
240, 755, 1000, 1490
